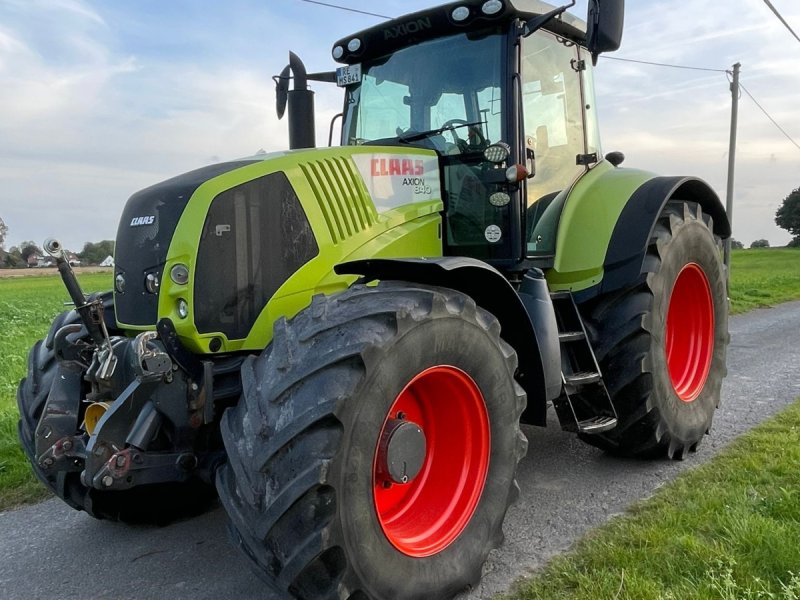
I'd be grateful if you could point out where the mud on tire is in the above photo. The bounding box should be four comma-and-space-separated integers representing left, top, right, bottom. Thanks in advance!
579, 201, 728, 459
217, 282, 528, 600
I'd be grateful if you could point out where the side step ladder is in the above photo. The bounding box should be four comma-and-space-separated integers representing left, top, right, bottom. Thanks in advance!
550, 291, 618, 435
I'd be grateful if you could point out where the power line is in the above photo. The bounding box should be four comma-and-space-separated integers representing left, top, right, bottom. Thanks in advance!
762, 0, 800, 44
602, 55, 727, 73
295, 0, 392, 20
739, 81, 800, 151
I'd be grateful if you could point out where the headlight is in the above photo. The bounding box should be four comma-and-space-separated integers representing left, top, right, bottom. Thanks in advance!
177, 299, 188, 319
170, 264, 189, 285
145, 273, 160, 294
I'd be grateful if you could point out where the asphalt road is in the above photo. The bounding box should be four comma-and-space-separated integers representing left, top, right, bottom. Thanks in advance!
1, 301, 799, 600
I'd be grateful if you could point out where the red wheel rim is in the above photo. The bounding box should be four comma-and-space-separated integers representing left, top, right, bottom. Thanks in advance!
372, 366, 490, 557
665, 263, 715, 402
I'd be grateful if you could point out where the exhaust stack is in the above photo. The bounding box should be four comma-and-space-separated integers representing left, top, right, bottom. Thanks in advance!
275, 52, 316, 150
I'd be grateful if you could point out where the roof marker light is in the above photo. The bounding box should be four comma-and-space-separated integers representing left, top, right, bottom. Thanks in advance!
452, 6, 470, 21
332, 45, 344, 60
347, 38, 361, 52
482, 0, 503, 15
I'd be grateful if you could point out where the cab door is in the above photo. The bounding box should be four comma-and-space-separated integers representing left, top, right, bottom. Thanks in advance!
520, 30, 590, 256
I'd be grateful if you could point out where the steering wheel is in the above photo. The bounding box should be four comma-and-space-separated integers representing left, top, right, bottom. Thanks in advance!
441, 119, 487, 153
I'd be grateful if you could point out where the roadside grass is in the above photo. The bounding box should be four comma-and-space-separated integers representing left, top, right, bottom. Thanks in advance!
728, 248, 800, 314
0, 272, 110, 510
504, 397, 800, 600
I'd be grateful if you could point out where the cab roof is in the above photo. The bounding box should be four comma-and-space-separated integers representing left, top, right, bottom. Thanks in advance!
332, 0, 587, 65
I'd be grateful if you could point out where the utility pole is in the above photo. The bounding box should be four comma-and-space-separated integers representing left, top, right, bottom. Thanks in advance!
723, 62, 740, 279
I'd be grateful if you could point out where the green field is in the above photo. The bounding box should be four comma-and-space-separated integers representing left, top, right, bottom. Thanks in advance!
0, 272, 111, 508
728, 248, 800, 314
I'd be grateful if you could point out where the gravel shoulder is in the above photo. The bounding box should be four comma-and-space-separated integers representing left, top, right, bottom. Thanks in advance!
1, 301, 798, 600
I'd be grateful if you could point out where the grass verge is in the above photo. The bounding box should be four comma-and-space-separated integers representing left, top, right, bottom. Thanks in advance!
0, 272, 110, 510
504, 398, 800, 600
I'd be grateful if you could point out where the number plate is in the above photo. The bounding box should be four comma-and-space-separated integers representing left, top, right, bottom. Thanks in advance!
336, 64, 362, 87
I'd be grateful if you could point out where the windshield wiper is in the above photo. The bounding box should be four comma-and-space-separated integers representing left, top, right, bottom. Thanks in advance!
397, 121, 483, 144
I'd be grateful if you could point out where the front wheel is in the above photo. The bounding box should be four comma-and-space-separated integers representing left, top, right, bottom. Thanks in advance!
580, 201, 728, 458
217, 282, 527, 599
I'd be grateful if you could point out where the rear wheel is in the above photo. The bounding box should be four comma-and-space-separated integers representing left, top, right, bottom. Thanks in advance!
217, 282, 527, 599
580, 201, 728, 458
17, 300, 216, 523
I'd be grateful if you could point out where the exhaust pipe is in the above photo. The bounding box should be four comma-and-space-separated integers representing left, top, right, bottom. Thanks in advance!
275, 52, 316, 150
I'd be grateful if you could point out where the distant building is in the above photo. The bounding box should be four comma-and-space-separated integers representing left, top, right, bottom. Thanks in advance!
67, 253, 81, 267
27, 254, 53, 268
99, 255, 114, 267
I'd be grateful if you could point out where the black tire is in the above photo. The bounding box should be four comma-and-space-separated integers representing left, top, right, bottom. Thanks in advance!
579, 201, 728, 459
17, 300, 216, 523
217, 282, 527, 600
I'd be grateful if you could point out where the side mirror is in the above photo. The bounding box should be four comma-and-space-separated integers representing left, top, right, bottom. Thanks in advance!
586, 0, 624, 63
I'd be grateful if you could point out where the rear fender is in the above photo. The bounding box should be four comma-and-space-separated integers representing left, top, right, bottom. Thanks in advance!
335, 257, 556, 426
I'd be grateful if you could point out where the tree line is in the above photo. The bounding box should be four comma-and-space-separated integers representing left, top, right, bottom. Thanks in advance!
0, 222, 114, 268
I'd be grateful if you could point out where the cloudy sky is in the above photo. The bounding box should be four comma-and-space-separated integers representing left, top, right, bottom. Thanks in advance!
0, 0, 798, 252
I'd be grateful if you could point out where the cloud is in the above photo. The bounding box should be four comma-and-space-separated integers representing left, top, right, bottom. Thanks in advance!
0, 0, 798, 251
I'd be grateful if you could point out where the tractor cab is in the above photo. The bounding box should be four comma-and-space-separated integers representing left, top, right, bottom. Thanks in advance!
283, 0, 623, 269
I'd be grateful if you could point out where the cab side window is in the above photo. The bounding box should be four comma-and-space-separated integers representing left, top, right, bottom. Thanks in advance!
521, 30, 586, 254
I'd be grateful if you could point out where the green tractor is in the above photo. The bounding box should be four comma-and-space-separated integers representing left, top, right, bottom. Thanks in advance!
18, 0, 729, 598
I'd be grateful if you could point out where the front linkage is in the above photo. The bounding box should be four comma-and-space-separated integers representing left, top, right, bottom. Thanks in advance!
33, 240, 225, 496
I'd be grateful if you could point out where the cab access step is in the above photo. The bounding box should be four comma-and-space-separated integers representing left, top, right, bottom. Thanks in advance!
550, 291, 618, 435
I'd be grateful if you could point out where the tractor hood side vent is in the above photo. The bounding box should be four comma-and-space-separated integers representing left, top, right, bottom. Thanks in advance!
299, 157, 376, 244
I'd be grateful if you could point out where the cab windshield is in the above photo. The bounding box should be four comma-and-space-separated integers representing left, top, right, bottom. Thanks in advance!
342, 31, 504, 153
342, 31, 511, 259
